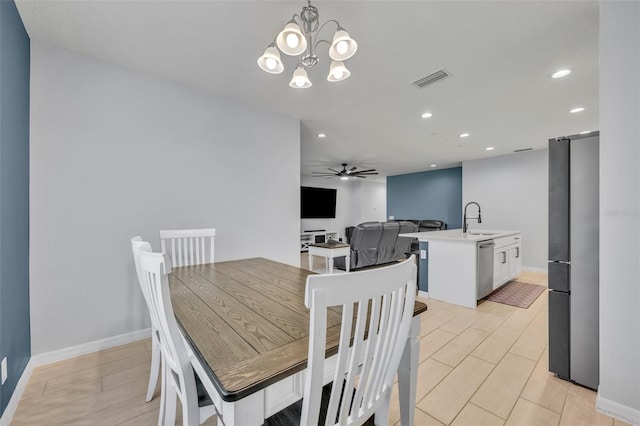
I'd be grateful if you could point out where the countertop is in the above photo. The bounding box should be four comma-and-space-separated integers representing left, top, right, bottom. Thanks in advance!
399, 229, 521, 243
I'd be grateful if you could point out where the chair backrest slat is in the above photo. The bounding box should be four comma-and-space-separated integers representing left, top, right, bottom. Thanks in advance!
362, 292, 392, 409
351, 298, 381, 411
160, 228, 216, 267
339, 299, 369, 422
325, 303, 354, 424
301, 256, 417, 426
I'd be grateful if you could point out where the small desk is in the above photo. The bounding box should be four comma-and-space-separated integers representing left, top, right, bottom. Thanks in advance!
169, 258, 426, 425
308, 242, 351, 273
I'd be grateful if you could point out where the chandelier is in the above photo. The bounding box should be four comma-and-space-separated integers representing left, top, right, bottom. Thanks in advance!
257, 1, 358, 89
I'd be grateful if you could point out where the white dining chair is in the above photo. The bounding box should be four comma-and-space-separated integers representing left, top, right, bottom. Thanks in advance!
159, 228, 215, 268
301, 255, 417, 426
130, 236, 161, 402
138, 247, 218, 426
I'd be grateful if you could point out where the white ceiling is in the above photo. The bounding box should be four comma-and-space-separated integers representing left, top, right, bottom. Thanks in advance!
16, 0, 599, 179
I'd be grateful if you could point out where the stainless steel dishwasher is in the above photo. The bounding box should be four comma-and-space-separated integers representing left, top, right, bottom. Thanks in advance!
477, 240, 495, 299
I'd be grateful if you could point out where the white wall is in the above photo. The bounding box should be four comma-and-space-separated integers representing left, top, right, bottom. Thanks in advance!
463, 149, 548, 270
359, 180, 387, 223
300, 177, 386, 240
597, 2, 640, 422
29, 42, 301, 355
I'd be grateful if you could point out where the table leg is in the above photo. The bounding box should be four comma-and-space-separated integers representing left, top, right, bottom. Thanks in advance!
398, 316, 420, 426
308, 253, 313, 271
346, 254, 350, 273
220, 390, 264, 425
328, 256, 334, 273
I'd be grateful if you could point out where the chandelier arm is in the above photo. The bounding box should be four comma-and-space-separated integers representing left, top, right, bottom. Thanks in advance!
315, 19, 341, 40
312, 38, 331, 51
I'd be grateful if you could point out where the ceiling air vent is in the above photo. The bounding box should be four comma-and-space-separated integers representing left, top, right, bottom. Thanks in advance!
514, 148, 533, 153
412, 69, 450, 88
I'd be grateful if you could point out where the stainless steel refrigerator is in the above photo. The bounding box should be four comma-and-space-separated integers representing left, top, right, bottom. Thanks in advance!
548, 132, 599, 390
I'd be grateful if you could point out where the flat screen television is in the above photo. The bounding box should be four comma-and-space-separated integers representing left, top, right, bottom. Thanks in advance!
301, 186, 337, 219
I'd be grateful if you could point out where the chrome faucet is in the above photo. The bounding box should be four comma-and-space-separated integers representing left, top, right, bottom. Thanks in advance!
463, 201, 482, 233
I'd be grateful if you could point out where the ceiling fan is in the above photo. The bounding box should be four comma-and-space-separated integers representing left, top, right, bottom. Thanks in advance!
312, 163, 379, 179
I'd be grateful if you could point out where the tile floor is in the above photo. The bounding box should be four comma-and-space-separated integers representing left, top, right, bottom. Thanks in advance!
10, 257, 629, 425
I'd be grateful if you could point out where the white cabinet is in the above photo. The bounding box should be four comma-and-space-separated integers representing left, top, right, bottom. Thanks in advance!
493, 249, 510, 288
492, 234, 522, 289
508, 244, 522, 278
300, 231, 339, 251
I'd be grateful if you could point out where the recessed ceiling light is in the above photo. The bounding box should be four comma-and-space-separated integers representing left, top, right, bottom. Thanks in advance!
430, 164, 437, 168
421, 112, 433, 119
317, 133, 326, 138
552, 69, 571, 79
460, 133, 470, 138
570, 107, 585, 114
579, 130, 592, 135
486, 147, 494, 151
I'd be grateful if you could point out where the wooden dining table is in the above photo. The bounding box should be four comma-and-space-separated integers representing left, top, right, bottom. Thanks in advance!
169, 257, 427, 425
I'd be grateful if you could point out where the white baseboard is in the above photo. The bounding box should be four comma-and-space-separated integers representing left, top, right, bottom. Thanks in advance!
0, 327, 151, 426
596, 394, 640, 425
0, 359, 34, 426
418, 290, 429, 299
30, 327, 151, 367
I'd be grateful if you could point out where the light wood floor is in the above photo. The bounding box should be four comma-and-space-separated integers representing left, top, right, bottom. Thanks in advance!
11, 257, 629, 425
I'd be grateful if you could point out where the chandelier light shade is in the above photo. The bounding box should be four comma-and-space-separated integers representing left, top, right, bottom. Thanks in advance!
289, 65, 312, 88
276, 21, 307, 56
257, 44, 284, 74
328, 29, 358, 61
327, 60, 350, 82
258, 0, 357, 89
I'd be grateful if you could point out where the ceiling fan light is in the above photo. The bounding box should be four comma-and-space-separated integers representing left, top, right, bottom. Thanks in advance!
327, 61, 350, 82
276, 21, 307, 56
289, 66, 312, 89
329, 29, 357, 61
257, 45, 284, 74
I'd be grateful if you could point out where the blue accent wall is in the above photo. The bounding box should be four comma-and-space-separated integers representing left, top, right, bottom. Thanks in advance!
0, 0, 30, 417
387, 167, 463, 229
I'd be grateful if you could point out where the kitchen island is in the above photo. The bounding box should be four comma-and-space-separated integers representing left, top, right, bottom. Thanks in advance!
400, 229, 522, 308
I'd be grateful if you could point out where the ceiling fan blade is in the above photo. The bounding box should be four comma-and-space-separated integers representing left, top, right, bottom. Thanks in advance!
327, 168, 341, 173
353, 169, 377, 174
349, 166, 357, 172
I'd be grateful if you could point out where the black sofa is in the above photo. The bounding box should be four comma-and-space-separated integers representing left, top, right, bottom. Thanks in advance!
398, 219, 446, 251
335, 219, 446, 271
398, 219, 447, 232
